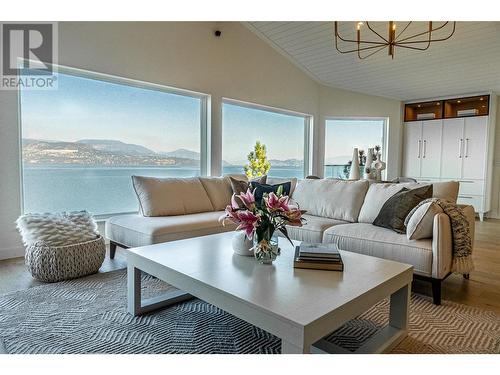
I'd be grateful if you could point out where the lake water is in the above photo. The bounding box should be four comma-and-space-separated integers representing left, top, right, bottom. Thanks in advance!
22, 166, 306, 216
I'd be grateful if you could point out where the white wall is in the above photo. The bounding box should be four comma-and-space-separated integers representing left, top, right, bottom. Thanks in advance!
0, 21, 402, 259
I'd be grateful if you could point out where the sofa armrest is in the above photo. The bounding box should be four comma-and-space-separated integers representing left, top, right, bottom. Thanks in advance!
431, 205, 476, 279
432, 213, 453, 279
458, 204, 476, 249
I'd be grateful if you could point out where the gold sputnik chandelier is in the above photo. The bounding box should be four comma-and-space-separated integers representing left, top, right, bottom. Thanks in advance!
334, 21, 456, 59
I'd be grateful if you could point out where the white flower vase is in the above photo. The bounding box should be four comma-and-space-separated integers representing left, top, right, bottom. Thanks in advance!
349, 147, 360, 180
232, 232, 254, 256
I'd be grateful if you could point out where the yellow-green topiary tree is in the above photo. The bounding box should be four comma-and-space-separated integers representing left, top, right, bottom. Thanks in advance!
244, 141, 271, 179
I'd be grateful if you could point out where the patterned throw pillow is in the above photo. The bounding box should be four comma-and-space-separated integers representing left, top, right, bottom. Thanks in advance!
16, 211, 100, 247
373, 185, 433, 234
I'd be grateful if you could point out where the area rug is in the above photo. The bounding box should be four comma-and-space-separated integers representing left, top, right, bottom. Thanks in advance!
0, 270, 498, 354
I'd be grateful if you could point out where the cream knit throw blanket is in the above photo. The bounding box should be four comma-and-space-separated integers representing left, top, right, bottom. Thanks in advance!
407, 198, 474, 274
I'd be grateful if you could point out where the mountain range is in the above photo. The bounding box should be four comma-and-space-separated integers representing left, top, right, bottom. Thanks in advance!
22, 138, 319, 168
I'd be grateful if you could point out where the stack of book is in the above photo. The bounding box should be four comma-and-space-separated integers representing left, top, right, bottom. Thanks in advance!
294, 243, 343, 271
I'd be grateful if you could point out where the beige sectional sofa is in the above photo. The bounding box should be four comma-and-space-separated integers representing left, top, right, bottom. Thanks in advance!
105, 175, 475, 305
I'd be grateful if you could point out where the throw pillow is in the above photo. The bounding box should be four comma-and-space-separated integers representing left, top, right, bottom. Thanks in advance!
266, 177, 298, 196
251, 181, 292, 206
405, 201, 443, 240
16, 211, 100, 247
229, 175, 267, 196
358, 183, 406, 223
373, 185, 433, 234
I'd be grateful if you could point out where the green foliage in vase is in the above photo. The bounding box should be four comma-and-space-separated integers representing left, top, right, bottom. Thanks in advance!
244, 141, 271, 179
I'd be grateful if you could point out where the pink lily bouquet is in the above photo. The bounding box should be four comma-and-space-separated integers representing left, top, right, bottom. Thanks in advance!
220, 185, 306, 264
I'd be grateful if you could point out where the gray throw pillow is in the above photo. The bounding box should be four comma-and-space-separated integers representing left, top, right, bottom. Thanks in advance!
373, 185, 433, 234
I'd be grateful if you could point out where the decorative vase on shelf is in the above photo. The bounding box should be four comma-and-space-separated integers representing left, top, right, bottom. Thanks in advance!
349, 147, 360, 180
232, 231, 254, 256
253, 227, 280, 264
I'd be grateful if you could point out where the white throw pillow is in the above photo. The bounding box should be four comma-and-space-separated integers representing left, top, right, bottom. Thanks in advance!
16, 211, 99, 247
358, 183, 406, 223
405, 201, 443, 240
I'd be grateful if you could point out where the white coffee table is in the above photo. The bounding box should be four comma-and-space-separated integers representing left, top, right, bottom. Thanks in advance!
125, 232, 413, 354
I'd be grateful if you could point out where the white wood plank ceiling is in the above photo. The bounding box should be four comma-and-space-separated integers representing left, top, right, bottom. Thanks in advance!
245, 22, 500, 101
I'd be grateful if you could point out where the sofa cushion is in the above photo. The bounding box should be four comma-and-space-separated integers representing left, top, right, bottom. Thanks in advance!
283, 214, 349, 243
373, 185, 433, 233
323, 223, 433, 277
199, 176, 233, 211
405, 201, 443, 240
292, 179, 369, 222
132, 176, 214, 217
358, 183, 406, 223
105, 211, 236, 248
405, 181, 459, 203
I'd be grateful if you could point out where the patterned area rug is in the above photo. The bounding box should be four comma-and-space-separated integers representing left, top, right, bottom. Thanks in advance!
0, 270, 498, 354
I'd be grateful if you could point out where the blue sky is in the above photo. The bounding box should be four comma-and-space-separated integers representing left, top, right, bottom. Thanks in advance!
325, 119, 384, 164
20, 72, 201, 153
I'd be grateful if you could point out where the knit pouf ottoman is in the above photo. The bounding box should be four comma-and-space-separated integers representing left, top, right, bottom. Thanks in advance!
16, 211, 105, 282
25, 236, 106, 282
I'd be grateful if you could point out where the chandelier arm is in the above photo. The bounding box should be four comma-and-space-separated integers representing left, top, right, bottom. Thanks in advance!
335, 31, 387, 45
395, 44, 432, 51
396, 23, 456, 44
359, 44, 388, 59
365, 22, 389, 43
396, 22, 453, 43
395, 21, 412, 40
336, 42, 390, 54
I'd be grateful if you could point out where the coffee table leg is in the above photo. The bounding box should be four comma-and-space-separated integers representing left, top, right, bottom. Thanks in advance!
127, 265, 142, 315
127, 264, 194, 316
282, 339, 310, 354
389, 283, 410, 331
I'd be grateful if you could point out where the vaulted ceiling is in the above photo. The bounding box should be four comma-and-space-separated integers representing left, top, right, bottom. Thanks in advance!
245, 22, 500, 101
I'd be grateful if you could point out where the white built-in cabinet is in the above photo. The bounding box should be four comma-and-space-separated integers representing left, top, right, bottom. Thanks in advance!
403, 94, 496, 221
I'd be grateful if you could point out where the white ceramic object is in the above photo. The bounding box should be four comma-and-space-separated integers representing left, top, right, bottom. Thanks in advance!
364, 148, 374, 180
231, 231, 254, 256
348, 147, 360, 180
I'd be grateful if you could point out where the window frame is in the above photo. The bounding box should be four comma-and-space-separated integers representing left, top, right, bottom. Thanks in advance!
17, 62, 211, 218
221, 97, 313, 178
323, 116, 389, 179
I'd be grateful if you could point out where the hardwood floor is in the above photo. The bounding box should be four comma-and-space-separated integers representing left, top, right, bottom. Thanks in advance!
1, 219, 499, 313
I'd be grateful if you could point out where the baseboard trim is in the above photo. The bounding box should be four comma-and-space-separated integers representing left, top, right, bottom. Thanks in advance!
0, 246, 24, 260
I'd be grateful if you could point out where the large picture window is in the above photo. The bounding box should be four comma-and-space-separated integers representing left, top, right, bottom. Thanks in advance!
20, 68, 208, 216
222, 100, 311, 179
324, 118, 386, 179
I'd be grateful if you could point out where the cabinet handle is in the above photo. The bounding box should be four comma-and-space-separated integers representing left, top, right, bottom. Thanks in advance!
458, 139, 463, 158
459, 196, 474, 199
460, 180, 474, 183
418, 140, 421, 158
423, 140, 427, 158
465, 138, 469, 158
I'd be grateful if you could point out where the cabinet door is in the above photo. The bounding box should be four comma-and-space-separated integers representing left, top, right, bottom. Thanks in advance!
462, 116, 488, 180
403, 121, 422, 178
440, 118, 464, 179
420, 120, 442, 178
